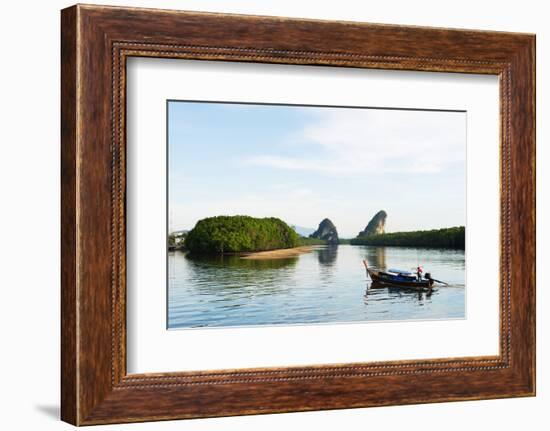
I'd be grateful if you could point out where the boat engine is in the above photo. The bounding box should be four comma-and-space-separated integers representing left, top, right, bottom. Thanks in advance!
425, 272, 432, 280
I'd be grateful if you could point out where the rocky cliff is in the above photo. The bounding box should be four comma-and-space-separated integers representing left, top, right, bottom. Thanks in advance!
358, 210, 387, 237
309, 218, 339, 245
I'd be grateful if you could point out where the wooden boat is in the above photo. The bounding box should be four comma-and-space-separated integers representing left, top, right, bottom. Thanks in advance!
362, 260, 434, 291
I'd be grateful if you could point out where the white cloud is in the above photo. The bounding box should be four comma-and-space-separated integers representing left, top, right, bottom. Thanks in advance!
243, 109, 465, 176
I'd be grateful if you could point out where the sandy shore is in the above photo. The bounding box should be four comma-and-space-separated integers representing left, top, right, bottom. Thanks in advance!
241, 246, 315, 260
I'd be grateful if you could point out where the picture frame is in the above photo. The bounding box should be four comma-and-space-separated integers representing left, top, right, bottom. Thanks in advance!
61, 4, 535, 425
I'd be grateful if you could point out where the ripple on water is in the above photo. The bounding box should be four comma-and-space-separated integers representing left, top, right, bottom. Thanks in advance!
168, 245, 465, 329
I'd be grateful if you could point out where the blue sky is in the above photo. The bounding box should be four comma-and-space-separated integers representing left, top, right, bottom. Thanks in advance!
168, 101, 466, 238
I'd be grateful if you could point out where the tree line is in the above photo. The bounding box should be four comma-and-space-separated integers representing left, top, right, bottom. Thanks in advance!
350, 226, 465, 249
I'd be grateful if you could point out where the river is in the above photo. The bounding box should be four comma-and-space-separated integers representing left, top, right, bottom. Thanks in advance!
168, 245, 465, 329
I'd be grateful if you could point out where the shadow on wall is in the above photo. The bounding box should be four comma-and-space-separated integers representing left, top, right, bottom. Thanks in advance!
34, 405, 59, 421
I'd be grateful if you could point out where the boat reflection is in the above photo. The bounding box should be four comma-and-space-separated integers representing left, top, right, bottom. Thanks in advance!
364, 281, 433, 304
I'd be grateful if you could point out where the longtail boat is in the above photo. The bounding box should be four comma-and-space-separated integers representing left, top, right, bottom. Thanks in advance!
362, 260, 435, 291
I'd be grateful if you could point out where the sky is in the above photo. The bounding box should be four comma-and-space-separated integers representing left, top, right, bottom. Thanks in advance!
168, 101, 466, 238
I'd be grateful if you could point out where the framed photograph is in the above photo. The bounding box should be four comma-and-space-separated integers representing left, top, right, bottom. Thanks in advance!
61, 4, 535, 425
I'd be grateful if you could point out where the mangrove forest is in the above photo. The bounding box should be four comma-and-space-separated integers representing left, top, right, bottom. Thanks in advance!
350, 226, 465, 249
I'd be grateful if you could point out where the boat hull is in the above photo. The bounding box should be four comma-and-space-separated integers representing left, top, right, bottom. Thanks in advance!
367, 268, 434, 290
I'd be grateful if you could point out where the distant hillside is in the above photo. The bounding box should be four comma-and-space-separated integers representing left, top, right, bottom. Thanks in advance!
291, 225, 316, 237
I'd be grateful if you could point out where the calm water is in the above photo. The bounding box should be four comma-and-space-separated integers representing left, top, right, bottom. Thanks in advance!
168, 245, 465, 329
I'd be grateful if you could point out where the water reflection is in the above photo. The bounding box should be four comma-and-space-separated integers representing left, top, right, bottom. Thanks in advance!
174, 252, 298, 299
362, 246, 386, 269
185, 252, 298, 270
317, 245, 338, 266
168, 245, 465, 329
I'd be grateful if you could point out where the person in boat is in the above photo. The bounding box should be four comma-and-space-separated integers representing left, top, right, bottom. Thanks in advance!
416, 266, 423, 281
